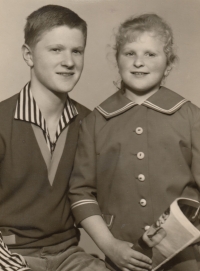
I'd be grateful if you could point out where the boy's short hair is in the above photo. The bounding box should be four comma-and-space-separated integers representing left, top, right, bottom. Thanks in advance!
24, 5, 87, 48
114, 13, 177, 67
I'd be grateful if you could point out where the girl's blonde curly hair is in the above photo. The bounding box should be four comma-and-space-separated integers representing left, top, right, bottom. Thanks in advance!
114, 13, 178, 68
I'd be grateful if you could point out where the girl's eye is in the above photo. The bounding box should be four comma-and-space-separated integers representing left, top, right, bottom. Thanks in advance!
146, 52, 156, 57
125, 52, 134, 56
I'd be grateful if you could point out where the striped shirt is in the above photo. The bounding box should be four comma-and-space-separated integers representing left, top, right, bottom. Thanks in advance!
14, 82, 78, 153
0, 232, 30, 271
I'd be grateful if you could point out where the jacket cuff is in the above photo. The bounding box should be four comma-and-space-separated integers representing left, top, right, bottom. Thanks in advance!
72, 202, 102, 226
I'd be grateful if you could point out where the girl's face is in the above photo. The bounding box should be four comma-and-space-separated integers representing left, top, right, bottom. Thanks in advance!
117, 31, 169, 94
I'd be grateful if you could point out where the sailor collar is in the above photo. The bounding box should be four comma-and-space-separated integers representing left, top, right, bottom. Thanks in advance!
96, 87, 189, 119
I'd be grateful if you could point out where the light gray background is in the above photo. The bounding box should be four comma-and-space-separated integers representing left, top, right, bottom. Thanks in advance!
1, 0, 200, 258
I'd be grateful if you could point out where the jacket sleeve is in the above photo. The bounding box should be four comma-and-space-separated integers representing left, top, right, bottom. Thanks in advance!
69, 112, 102, 225
190, 104, 200, 200
184, 103, 200, 224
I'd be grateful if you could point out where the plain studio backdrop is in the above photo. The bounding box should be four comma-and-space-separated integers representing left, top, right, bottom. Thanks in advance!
1, 0, 200, 259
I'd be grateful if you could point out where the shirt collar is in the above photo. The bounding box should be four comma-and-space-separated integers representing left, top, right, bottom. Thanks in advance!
14, 82, 78, 152
96, 87, 189, 119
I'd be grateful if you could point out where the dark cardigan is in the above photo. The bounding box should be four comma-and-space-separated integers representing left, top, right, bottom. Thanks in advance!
0, 93, 90, 249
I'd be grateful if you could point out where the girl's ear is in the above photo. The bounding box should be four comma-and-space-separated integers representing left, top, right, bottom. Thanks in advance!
164, 64, 173, 77
22, 44, 34, 67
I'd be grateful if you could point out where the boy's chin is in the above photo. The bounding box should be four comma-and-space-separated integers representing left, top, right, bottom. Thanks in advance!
50, 88, 73, 96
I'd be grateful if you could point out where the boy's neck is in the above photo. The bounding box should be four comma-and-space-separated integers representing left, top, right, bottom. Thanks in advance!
31, 84, 66, 118
124, 87, 159, 105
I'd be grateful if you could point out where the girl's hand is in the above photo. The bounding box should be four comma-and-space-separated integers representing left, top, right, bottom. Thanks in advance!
80, 216, 152, 270
106, 238, 152, 271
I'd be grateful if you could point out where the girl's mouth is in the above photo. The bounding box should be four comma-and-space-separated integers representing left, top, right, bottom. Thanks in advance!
131, 72, 148, 75
131, 72, 149, 77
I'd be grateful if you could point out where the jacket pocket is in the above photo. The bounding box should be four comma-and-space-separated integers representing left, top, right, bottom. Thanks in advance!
102, 214, 115, 230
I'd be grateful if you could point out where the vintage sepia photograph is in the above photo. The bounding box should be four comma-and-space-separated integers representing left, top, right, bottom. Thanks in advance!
0, 0, 200, 270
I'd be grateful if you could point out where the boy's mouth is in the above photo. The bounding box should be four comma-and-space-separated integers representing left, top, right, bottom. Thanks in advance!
57, 72, 74, 77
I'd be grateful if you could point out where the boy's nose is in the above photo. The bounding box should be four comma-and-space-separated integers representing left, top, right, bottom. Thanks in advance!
61, 53, 74, 68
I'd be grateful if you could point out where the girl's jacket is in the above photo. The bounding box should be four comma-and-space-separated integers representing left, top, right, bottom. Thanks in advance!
69, 87, 200, 271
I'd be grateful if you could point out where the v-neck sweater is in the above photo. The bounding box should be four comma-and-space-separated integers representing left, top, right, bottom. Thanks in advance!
0, 93, 90, 249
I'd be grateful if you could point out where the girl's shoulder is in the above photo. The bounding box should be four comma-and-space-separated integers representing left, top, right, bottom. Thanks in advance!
157, 87, 200, 125
183, 100, 200, 125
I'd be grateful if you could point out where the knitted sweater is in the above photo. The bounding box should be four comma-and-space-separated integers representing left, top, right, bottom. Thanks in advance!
0, 93, 90, 249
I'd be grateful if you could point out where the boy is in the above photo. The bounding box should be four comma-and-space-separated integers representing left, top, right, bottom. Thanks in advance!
0, 5, 108, 271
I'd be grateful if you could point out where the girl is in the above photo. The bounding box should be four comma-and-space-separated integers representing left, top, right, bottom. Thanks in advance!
69, 14, 200, 271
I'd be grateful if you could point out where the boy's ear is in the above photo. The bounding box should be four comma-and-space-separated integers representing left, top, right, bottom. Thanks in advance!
22, 44, 34, 67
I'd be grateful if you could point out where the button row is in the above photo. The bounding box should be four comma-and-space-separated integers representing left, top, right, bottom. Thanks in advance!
135, 127, 146, 209
135, 126, 144, 161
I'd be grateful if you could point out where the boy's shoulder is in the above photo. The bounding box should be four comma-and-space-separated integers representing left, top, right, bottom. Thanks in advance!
71, 99, 91, 119
0, 93, 19, 120
0, 93, 18, 106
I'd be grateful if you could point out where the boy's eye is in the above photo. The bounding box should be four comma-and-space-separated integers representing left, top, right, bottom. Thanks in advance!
51, 48, 61, 53
73, 50, 82, 55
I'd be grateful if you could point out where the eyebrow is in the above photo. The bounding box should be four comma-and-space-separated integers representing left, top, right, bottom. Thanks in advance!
73, 46, 85, 50
46, 44, 85, 50
46, 44, 65, 48
122, 47, 161, 53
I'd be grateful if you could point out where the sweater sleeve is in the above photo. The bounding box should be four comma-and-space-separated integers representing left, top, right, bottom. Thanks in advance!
69, 113, 102, 225
0, 232, 31, 270
0, 135, 5, 163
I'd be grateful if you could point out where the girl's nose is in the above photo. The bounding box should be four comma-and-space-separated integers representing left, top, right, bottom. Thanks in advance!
133, 56, 144, 68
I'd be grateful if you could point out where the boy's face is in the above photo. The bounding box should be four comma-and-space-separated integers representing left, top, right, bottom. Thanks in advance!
29, 26, 85, 94
117, 31, 169, 94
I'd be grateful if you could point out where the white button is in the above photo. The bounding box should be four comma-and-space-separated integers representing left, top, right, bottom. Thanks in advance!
140, 199, 147, 207
138, 174, 145, 182
136, 127, 143, 135
144, 225, 150, 231
137, 152, 145, 159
